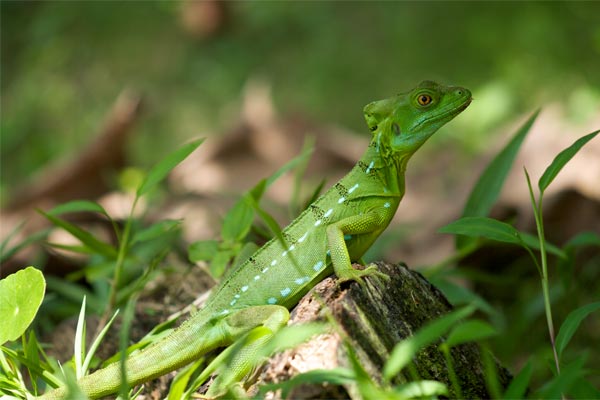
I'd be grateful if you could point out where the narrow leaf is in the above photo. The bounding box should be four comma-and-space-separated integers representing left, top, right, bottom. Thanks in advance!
519, 231, 566, 259
458, 111, 538, 248
539, 130, 599, 193
503, 360, 533, 400
47, 200, 109, 217
131, 220, 181, 245
221, 197, 255, 243
555, 301, 600, 358
137, 138, 204, 197
188, 240, 219, 263
394, 380, 448, 398
39, 210, 117, 258
383, 305, 476, 379
444, 319, 497, 347
440, 217, 522, 246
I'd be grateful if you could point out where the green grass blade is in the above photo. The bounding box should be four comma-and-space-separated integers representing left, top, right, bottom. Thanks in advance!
47, 200, 110, 217
136, 138, 205, 197
458, 111, 538, 248
538, 130, 599, 194
444, 319, 497, 348
39, 210, 117, 258
383, 305, 476, 380
393, 380, 448, 398
502, 360, 532, 399
440, 216, 523, 246
555, 301, 600, 359
74, 296, 87, 379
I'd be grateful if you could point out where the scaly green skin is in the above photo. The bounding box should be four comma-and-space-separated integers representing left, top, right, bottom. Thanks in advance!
39, 81, 471, 399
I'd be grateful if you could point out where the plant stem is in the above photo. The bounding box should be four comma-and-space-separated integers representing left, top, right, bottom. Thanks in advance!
524, 168, 561, 375
536, 196, 561, 375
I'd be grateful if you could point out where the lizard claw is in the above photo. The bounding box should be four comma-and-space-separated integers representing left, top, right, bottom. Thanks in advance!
337, 264, 390, 287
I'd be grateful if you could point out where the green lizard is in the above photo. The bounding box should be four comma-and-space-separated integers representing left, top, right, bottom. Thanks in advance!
39, 81, 471, 399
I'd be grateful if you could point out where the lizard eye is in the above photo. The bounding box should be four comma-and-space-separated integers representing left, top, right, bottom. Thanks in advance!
417, 94, 433, 106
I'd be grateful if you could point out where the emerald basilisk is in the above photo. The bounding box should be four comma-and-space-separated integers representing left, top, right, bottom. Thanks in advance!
40, 81, 472, 399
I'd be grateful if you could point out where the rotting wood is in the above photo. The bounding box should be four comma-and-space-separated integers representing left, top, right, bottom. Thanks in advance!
255, 262, 512, 399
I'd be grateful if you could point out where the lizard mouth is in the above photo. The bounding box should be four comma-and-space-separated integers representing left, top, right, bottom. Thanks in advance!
416, 95, 472, 130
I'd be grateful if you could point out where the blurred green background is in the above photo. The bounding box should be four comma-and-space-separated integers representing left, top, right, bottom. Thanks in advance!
2, 1, 600, 204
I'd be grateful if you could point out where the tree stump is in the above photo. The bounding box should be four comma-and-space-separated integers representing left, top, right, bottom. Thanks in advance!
256, 262, 512, 399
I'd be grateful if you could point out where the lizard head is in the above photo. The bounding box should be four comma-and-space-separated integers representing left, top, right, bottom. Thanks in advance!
363, 81, 471, 159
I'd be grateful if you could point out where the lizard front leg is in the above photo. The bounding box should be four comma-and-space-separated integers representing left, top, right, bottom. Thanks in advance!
326, 209, 392, 285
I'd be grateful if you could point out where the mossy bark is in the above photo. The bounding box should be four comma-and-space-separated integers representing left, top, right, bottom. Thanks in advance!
257, 262, 512, 399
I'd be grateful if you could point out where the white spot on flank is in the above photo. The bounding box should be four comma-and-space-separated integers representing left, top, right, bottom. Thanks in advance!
280, 288, 291, 297
230, 300, 237, 306
314, 219, 322, 226
313, 261, 324, 272
348, 183, 359, 193
267, 297, 277, 304
254, 275, 260, 281
366, 161, 374, 174
289, 244, 295, 251
376, 132, 382, 152
262, 267, 269, 273
241, 285, 249, 292
295, 276, 310, 285
282, 251, 288, 257
384, 202, 391, 208
234, 294, 240, 299
220, 309, 230, 315
338, 197, 345, 204
298, 232, 308, 242
324, 208, 333, 218
271, 260, 277, 266
326, 250, 331, 256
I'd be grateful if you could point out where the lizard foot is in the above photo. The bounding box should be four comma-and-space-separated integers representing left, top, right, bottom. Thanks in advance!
337, 264, 390, 287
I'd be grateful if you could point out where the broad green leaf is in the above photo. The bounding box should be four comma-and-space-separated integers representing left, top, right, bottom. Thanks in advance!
444, 319, 497, 348
131, 219, 181, 245
39, 210, 117, 258
502, 360, 532, 400
539, 130, 599, 193
188, 240, 219, 263
47, 200, 109, 217
458, 111, 538, 248
383, 305, 476, 380
0, 267, 46, 344
209, 249, 234, 278
393, 380, 448, 398
555, 301, 600, 358
440, 217, 522, 246
137, 138, 204, 197
221, 197, 255, 243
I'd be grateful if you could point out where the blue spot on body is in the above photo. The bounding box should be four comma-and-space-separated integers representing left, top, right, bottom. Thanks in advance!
280, 288, 291, 297
267, 297, 277, 304
313, 261, 324, 272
